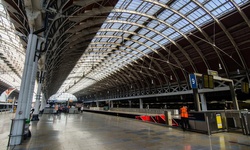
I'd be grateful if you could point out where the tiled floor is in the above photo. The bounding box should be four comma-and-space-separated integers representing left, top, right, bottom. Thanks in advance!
2, 111, 250, 150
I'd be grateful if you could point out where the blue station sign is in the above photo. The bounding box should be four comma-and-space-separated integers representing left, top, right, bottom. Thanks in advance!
189, 74, 197, 89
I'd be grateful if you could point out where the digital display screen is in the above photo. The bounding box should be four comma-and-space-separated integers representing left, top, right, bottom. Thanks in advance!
203, 74, 209, 88
241, 82, 249, 94
208, 75, 214, 89
203, 74, 214, 89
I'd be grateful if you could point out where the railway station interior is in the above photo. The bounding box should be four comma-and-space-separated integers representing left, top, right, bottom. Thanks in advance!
1, 0, 250, 149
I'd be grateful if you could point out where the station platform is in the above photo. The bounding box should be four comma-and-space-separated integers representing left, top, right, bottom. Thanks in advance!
2, 111, 250, 150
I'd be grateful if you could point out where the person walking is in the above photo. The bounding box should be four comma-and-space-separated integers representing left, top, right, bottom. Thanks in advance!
54, 103, 59, 114
81, 105, 84, 113
180, 105, 189, 131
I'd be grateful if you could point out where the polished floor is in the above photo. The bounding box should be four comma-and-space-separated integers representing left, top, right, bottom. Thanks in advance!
1, 111, 250, 150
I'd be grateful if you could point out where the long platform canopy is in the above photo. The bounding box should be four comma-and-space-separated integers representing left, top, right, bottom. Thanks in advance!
1, 0, 250, 101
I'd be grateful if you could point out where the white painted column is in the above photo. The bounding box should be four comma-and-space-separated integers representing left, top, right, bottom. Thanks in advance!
32, 81, 42, 121
193, 88, 201, 111
10, 34, 38, 145
139, 99, 143, 109
39, 93, 46, 112
110, 100, 113, 108
129, 100, 132, 108
25, 50, 38, 119
200, 93, 207, 111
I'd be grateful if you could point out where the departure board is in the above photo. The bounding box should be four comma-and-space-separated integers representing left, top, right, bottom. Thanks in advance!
202, 74, 214, 89
241, 82, 249, 94
208, 75, 214, 89
203, 74, 209, 88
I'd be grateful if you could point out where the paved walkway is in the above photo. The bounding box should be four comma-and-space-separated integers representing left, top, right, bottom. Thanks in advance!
1, 112, 250, 150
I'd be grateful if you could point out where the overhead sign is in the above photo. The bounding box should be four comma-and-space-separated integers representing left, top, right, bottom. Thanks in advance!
189, 74, 197, 89
241, 82, 249, 94
203, 74, 214, 89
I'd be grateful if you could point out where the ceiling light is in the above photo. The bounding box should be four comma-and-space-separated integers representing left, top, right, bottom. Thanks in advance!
237, 69, 240, 74
219, 63, 222, 70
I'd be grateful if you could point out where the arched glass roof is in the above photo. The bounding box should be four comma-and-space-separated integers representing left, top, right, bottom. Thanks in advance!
0, 3, 25, 91
48, 93, 77, 102
57, 0, 250, 96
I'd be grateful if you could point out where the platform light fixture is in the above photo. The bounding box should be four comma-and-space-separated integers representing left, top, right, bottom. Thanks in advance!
170, 75, 173, 80
219, 63, 222, 70
237, 69, 240, 74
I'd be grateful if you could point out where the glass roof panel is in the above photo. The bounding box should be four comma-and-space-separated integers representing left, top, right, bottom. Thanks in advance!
172, 18, 189, 30
137, 53, 143, 57
142, 49, 151, 54
126, 41, 134, 45
180, 24, 195, 33
171, 0, 189, 10
152, 35, 164, 41
138, 2, 153, 13
211, 2, 234, 17
145, 41, 154, 47
138, 28, 148, 35
158, 10, 174, 20
187, 8, 206, 21
59, 0, 249, 94
0, 4, 25, 92
154, 23, 167, 32
125, 1, 142, 11
151, 44, 159, 50
144, 3, 161, 16
233, 0, 250, 6
135, 16, 150, 25
144, 30, 156, 38
165, 13, 182, 25
137, 45, 147, 52
159, 0, 171, 3
158, 39, 169, 45
169, 32, 181, 40
179, 1, 198, 15
194, 14, 212, 25
147, 21, 158, 28
131, 50, 138, 54
131, 42, 140, 47
162, 28, 175, 36
137, 37, 146, 43
128, 25, 138, 32
131, 35, 139, 40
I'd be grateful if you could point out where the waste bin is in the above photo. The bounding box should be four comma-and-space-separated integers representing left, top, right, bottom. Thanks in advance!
23, 119, 31, 139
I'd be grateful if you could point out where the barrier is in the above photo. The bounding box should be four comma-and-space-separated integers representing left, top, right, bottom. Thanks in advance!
135, 114, 179, 126
0, 109, 11, 114
43, 108, 54, 114
111, 108, 179, 115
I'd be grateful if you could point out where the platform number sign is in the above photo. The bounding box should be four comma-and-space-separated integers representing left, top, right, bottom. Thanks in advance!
189, 74, 197, 89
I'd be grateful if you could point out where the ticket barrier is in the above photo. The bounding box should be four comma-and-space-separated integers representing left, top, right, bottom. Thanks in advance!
188, 110, 250, 135
43, 108, 54, 114
188, 111, 229, 135
241, 109, 250, 135
69, 108, 78, 114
